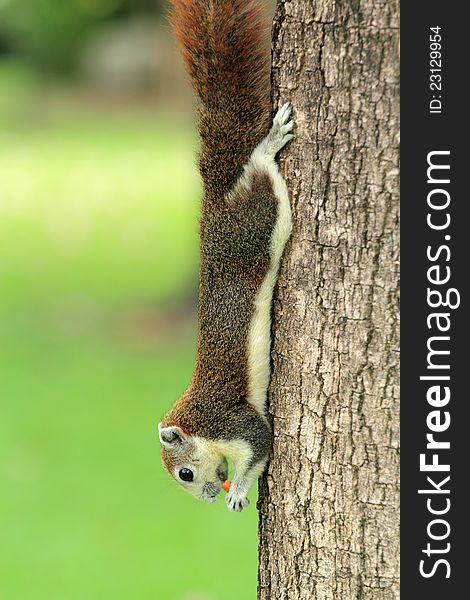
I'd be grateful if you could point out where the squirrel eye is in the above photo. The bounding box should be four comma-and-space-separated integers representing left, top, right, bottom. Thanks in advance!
179, 468, 194, 482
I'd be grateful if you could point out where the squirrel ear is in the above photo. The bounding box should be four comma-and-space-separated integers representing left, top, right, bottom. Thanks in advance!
158, 423, 187, 448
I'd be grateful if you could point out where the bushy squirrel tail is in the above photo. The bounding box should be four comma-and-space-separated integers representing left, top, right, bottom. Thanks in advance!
169, 0, 271, 201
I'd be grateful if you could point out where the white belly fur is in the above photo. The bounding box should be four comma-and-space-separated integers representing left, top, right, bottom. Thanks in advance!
244, 144, 292, 415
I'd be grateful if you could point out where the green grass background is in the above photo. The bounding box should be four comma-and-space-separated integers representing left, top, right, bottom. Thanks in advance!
0, 63, 258, 600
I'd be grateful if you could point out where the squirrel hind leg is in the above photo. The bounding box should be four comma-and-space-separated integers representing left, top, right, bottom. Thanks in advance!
245, 102, 294, 184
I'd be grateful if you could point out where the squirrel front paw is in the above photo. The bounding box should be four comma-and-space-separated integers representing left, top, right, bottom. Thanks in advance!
226, 489, 250, 512
265, 102, 294, 157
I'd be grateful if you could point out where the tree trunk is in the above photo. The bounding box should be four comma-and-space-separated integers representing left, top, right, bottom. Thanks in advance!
258, 1, 400, 599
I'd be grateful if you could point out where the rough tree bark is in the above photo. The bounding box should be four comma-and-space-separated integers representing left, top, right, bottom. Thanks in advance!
258, 1, 400, 599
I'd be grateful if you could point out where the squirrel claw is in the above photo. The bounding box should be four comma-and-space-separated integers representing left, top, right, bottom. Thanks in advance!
281, 120, 294, 134
265, 102, 294, 156
277, 102, 291, 123
226, 491, 250, 512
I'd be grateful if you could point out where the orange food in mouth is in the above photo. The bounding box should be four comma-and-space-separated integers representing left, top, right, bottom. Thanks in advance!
222, 480, 231, 492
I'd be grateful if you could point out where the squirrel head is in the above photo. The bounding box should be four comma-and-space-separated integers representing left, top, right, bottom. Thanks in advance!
158, 423, 228, 503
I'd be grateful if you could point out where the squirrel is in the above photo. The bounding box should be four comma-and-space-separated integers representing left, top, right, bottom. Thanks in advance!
158, 0, 293, 512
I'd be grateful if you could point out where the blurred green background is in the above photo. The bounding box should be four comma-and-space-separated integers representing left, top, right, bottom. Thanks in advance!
0, 1, 258, 599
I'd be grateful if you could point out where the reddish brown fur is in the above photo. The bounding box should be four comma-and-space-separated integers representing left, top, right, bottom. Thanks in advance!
161, 1, 275, 469
162, 172, 277, 440
169, 0, 271, 200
